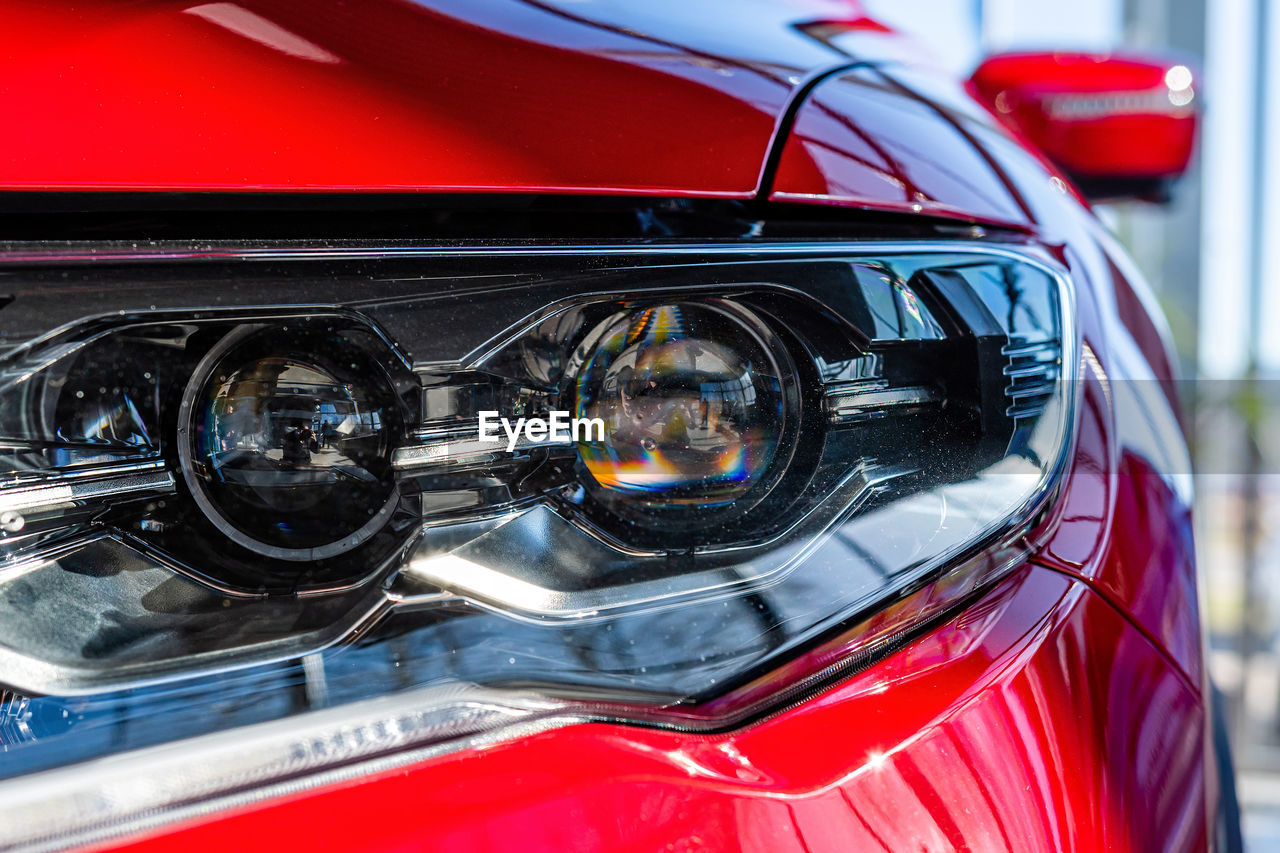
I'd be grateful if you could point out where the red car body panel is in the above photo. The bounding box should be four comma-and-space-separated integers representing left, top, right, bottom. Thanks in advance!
769, 66, 1035, 227
1040, 222, 1202, 690
0, 0, 865, 198
0, 0, 1035, 228
4, 1, 1214, 850
99, 564, 1206, 853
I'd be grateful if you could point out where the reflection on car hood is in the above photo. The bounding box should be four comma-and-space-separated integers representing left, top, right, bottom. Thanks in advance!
0, 0, 889, 196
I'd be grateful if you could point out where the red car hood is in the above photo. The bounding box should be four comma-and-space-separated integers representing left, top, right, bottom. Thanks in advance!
0, 0, 888, 197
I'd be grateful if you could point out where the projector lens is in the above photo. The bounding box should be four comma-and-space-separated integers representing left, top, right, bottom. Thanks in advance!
179, 327, 400, 562
574, 302, 787, 512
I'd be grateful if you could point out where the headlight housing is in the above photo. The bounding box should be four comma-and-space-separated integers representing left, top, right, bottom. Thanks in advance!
0, 242, 1074, 846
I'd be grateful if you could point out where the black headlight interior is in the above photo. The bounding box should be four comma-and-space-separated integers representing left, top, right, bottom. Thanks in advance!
0, 243, 1073, 795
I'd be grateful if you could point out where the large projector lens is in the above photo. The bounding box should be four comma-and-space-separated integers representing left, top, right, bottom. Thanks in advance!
574, 302, 789, 515
178, 326, 400, 562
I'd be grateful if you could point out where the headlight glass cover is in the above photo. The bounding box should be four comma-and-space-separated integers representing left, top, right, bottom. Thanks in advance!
0, 242, 1074, 844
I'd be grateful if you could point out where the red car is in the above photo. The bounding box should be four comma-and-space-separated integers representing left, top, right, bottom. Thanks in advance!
0, 2, 1235, 851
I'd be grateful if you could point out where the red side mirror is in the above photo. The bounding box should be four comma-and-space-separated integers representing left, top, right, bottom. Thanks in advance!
969, 52, 1200, 204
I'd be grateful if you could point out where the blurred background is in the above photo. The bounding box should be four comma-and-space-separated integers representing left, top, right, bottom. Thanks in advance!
859, 0, 1278, 846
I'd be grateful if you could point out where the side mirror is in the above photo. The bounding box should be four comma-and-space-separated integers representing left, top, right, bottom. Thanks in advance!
968, 52, 1199, 204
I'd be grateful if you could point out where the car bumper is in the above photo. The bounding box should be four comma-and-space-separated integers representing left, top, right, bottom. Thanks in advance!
97, 561, 1209, 853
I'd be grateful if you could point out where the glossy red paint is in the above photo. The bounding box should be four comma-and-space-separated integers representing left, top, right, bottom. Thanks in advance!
768, 66, 1035, 227
2, 0, 1122, 227
0, 0, 848, 195
1033, 363, 1202, 688
7, 2, 1218, 849
859, 61, 1203, 686
96, 565, 1206, 853
968, 52, 1199, 181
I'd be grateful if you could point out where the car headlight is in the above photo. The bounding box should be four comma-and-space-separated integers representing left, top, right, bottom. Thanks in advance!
0, 242, 1074, 846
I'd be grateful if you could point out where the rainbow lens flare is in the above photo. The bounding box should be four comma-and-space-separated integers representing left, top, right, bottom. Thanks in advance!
574, 303, 785, 510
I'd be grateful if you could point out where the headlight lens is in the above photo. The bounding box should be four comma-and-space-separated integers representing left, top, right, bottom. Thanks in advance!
0, 243, 1074, 845
574, 301, 789, 515
180, 326, 401, 563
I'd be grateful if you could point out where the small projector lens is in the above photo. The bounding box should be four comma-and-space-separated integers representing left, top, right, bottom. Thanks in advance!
574, 302, 787, 512
179, 327, 399, 562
